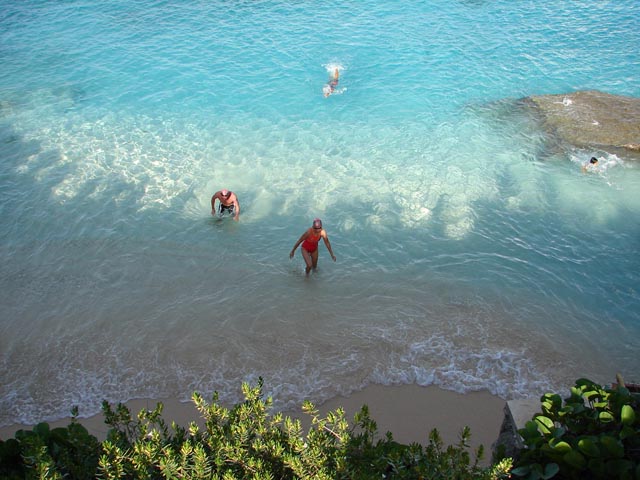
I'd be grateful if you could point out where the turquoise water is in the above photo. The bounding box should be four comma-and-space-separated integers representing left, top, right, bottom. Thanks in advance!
1, 0, 639, 426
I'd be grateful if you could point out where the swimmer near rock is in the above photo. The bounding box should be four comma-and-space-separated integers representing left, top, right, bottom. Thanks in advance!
524, 90, 640, 160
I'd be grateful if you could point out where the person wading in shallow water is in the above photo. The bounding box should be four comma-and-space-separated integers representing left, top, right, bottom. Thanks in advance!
211, 189, 240, 221
290, 218, 336, 275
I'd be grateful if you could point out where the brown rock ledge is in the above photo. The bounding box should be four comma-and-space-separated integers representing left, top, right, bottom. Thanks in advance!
524, 90, 640, 159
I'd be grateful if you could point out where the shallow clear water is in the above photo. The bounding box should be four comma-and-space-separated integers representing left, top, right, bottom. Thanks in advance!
1, 0, 639, 426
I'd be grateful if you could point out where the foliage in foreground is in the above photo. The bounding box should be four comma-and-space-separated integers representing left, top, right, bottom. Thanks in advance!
510, 377, 640, 480
0, 379, 512, 479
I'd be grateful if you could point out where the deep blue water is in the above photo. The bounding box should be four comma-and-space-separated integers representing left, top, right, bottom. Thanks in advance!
1, 0, 639, 426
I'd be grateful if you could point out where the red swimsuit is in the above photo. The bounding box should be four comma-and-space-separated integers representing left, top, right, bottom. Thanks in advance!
302, 230, 321, 253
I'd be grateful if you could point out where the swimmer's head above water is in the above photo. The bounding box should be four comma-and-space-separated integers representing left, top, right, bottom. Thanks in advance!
582, 156, 600, 173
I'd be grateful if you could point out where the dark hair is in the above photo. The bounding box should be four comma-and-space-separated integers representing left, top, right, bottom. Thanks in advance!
590, 157, 598, 164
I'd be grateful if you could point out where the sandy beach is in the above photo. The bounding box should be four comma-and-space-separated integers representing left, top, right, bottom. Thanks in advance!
0, 384, 506, 462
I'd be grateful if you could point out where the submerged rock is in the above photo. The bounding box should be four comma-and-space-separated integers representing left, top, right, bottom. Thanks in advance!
524, 90, 640, 160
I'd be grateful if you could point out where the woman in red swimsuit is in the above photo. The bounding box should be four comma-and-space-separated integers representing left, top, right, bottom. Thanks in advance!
290, 218, 337, 275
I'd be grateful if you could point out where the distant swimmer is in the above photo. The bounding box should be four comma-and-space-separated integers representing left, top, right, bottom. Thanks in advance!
323, 68, 340, 98
582, 156, 599, 173
290, 218, 336, 275
211, 189, 240, 221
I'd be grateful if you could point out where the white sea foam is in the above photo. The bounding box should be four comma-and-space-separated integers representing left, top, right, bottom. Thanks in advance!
323, 62, 345, 73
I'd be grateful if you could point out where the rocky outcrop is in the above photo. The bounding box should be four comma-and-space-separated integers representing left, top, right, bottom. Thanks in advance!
524, 90, 640, 159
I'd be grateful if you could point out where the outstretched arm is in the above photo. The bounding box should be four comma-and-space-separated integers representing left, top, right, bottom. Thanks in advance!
232, 197, 240, 220
322, 232, 336, 261
290, 230, 309, 258
211, 194, 218, 215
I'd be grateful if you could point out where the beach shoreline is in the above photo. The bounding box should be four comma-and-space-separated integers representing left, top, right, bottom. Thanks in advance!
0, 383, 506, 461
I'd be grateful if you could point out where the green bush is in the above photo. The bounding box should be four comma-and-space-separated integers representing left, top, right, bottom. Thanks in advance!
0, 379, 513, 479
512, 378, 640, 480
0, 407, 101, 480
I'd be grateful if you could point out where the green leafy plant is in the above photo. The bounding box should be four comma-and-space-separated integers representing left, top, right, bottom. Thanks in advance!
0, 407, 101, 480
512, 377, 640, 480
1, 379, 513, 479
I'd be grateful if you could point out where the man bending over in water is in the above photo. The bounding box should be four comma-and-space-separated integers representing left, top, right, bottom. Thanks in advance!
323, 68, 339, 97
211, 189, 240, 221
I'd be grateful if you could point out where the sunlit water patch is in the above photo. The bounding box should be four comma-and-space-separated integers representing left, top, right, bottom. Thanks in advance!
1, 0, 639, 426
